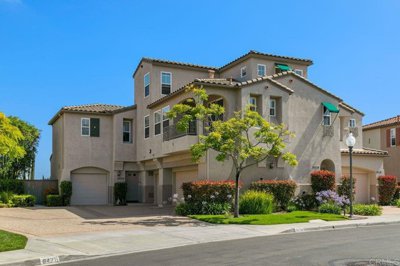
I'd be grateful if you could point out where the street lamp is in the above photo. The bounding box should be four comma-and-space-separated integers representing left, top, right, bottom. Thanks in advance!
345, 132, 356, 218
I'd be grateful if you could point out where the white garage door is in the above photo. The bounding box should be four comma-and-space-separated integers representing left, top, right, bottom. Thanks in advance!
71, 173, 108, 205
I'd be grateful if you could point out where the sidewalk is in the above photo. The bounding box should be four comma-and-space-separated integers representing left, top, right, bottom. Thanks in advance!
2, 206, 400, 266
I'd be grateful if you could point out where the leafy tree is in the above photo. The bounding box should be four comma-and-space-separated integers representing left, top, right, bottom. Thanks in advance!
168, 86, 298, 217
0, 112, 25, 161
0, 115, 40, 180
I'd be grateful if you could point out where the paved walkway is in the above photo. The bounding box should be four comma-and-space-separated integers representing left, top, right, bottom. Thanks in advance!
1, 206, 400, 265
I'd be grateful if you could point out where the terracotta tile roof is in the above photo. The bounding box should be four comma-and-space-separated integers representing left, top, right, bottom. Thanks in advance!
341, 147, 388, 156
363, 115, 400, 130
239, 76, 294, 94
270, 71, 343, 102
194, 78, 240, 86
49, 104, 136, 125
339, 102, 364, 116
219, 50, 313, 71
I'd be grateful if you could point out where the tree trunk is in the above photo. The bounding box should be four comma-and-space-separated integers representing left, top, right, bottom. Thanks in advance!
234, 171, 241, 218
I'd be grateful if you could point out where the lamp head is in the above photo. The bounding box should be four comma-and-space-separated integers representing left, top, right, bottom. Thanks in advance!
346, 133, 356, 148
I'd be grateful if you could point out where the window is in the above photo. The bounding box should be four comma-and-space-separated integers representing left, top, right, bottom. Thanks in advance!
294, 69, 303, 76
249, 96, 257, 111
269, 99, 276, 117
144, 115, 150, 139
391, 128, 396, 147
154, 110, 162, 136
257, 64, 266, 77
81, 118, 90, 136
123, 120, 132, 143
240, 66, 247, 77
322, 106, 331, 126
161, 72, 171, 95
349, 118, 356, 128
162, 106, 170, 132
144, 73, 150, 97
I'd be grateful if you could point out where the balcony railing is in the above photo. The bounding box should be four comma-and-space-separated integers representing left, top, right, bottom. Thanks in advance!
163, 120, 197, 141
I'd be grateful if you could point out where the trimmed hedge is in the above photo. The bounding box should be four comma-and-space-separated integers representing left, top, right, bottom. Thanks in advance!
250, 180, 297, 210
311, 170, 336, 193
0, 179, 24, 194
12, 195, 35, 207
378, 175, 397, 205
353, 204, 382, 216
46, 195, 63, 207
114, 182, 128, 205
318, 202, 341, 214
60, 181, 72, 206
182, 180, 237, 205
239, 191, 274, 214
337, 176, 356, 201
175, 202, 231, 216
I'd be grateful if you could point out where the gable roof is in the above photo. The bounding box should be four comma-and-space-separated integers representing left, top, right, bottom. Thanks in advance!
48, 104, 136, 125
339, 102, 364, 116
363, 115, 400, 131
133, 50, 313, 78
341, 147, 388, 156
219, 50, 313, 72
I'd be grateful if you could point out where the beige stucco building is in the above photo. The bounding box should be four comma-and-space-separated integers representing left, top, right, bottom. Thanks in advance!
49, 50, 387, 205
363, 116, 400, 180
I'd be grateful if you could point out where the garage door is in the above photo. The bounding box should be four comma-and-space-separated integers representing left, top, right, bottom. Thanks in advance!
71, 173, 108, 205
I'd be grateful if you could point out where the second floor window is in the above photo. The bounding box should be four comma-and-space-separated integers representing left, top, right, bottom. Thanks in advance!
144, 73, 150, 97
144, 115, 150, 139
81, 118, 100, 137
162, 106, 170, 131
349, 118, 356, 128
240, 66, 247, 78
257, 64, 266, 77
81, 118, 90, 136
154, 111, 162, 135
323, 106, 331, 126
269, 99, 276, 117
391, 128, 396, 146
249, 96, 257, 111
123, 120, 132, 143
161, 72, 171, 95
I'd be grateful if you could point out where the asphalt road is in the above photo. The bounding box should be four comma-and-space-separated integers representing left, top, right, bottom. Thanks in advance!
61, 224, 400, 266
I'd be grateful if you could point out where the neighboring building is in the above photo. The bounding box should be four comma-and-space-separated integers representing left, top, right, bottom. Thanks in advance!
363, 115, 400, 179
49, 50, 387, 205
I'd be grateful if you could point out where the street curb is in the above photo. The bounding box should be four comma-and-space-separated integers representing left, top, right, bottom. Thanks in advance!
4, 219, 400, 266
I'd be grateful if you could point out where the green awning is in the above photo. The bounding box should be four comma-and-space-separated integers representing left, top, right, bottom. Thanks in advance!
322, 102, 340, 113
275, 63, 292, 71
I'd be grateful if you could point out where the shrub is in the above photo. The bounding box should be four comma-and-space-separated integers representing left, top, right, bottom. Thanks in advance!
0, 179, 24, 194
352, 204, 382, 216
396, 199, 400, 208
12, 195, 35, 207
46, 195, 63, 207
318, 203, 341, 214
114, 182, 128, 205
392, 186, 400, 201
286, 204, 297, 212
378, 175, 397, 205
43, 187, 59, 205
239, 191, 274, 214
249, 180, 297, 210
316, 190, 349, 208
0, 191, 14, 205
337, 176, 356, 201
175, 202, 231, 216
60, 181, 72, 206
182, 180, 237, 205
311, 170, 336, 193
291, 193, 318, 211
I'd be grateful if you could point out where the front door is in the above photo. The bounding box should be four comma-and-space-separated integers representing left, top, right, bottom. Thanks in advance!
126, 171, 140, 202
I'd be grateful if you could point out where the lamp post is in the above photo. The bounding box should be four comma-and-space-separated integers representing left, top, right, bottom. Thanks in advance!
345, 133, 356, 218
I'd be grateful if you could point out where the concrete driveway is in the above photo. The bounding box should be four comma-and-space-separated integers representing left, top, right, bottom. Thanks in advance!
0, 204, 199, 237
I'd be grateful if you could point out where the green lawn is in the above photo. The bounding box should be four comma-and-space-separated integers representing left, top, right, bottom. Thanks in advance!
190, 211, 346, 225
0, 230, 27, 252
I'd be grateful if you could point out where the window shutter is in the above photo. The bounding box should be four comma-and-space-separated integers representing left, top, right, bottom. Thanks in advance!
386, 128, 391, 147
90, 118, 100, 137
397, 128, 400, 146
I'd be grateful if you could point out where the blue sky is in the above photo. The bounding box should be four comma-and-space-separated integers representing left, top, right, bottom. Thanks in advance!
1, 0, 399, 179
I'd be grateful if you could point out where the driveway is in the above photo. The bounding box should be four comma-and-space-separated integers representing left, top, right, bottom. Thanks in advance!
0, 204, 199, 237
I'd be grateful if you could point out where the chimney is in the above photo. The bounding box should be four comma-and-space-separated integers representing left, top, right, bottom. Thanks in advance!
208, 70, 215, 79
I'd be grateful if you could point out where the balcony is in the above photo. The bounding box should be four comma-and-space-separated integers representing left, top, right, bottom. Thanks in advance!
162, 121, 198, 155
163, 121, 197, 141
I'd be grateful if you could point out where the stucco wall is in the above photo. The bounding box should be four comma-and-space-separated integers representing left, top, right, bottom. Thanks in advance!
363, 128, 381, 150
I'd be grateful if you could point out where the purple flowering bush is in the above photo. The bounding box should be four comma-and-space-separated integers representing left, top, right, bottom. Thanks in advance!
316, 190, 350, 209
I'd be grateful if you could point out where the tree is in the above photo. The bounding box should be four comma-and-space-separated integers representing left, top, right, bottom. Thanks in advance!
0, 112, 25, 161
168, 86, 298, 217
0, 116, 40, 180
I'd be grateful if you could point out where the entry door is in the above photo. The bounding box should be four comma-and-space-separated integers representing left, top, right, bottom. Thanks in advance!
126, 171, 140, 202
